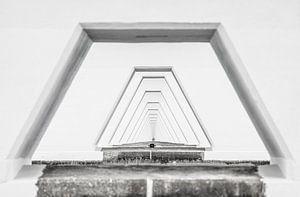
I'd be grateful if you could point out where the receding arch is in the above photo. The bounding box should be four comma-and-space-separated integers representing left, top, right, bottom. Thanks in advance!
96, 69, 212, 148
119, 102, 181, 144
98, 75, 212, 148
1, 22, 293, 182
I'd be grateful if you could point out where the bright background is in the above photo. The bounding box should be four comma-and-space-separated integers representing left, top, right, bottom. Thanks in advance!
0, 0, 299, 165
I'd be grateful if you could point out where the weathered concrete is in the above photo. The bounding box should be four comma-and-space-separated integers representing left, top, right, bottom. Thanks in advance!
103, 151, 204, 163
102, 141, 205, 163
37, 166, 147, 197
32, 160, 270, 166
151, 151, 204, 161
36, 164, 265, 197
37, 178, 146, 197
153, 179, 264, 197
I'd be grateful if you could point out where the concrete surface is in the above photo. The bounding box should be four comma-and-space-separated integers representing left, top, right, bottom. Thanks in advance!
1, 163, 299, 196
36, 164, 264, 197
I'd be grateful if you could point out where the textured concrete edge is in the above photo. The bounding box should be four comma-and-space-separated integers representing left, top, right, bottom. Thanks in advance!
31, 160, 270, 166
35, 165, 265, 197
